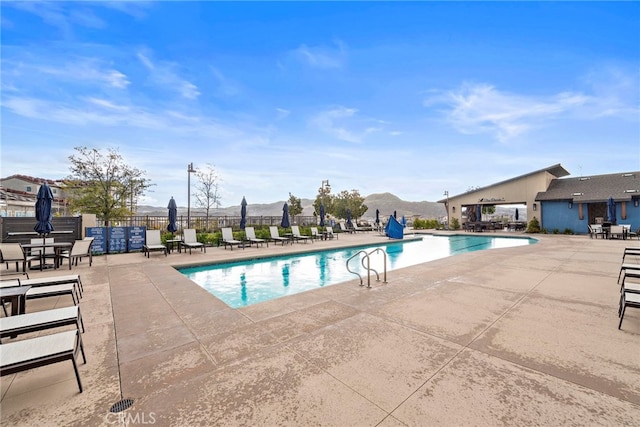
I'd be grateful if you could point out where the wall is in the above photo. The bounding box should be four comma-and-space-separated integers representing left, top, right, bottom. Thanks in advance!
540, 201, 585, 233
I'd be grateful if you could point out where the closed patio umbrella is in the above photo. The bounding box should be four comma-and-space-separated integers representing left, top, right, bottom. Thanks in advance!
346, 209, 353, 228
607, 197, 617, 224
240, 196, 247, 230
375, 209, 380, 226
167, 197, 178, 233
281, 203, 290, 228
515, 208, 519, 221
34, 183, 54, 237
476, 205, 482, 222
319, 204, 325, 227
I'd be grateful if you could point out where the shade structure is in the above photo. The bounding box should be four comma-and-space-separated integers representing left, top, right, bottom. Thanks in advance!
384, 215, 404, 239
607, 197, 617, 224
515, 208, 519, 221
346, 209, 353, 228
281, 203, 290, 228
240, 196, 247, 230
476, 205, 482, 222
319, 204, 325, 227
34, 183, 54, 236
375, 209, 380, 225
167, 197, 178, 233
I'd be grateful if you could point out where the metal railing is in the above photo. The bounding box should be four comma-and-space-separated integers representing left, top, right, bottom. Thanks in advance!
346, 248, 388, 288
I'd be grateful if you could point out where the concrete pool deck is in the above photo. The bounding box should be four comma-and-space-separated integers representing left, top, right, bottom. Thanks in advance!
1, 231, 639, 426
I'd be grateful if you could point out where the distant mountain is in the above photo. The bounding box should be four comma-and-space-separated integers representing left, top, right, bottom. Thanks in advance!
136, 192, 446, 219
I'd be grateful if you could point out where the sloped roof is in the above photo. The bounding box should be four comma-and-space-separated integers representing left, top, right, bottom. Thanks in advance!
535, 171, 640, 203
0, 174, 60, 186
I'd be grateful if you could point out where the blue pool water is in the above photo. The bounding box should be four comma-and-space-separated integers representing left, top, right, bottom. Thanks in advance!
179, 235, 536, 308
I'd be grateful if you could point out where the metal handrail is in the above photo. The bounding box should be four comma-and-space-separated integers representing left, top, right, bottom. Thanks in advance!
346, 248, 388, 288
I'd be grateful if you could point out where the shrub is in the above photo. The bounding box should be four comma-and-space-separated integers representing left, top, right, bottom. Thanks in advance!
450, 217, 460, 230
526, 217, 541, 233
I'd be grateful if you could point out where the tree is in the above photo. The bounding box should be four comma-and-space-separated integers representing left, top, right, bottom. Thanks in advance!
287, 192, 303, 224
332, 189, 367, 221
65, 146, 152, 226
313, 182, 333, 221
193, 164, 222, 227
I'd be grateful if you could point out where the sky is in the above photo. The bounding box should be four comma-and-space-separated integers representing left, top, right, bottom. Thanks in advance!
1, 1, 639, 209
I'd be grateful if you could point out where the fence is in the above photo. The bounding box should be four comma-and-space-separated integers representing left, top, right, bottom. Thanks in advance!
96, 215, 320, 232
0, 217, 82, 244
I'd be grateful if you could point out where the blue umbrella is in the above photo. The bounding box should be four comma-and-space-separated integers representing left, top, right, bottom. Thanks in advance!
607, 196, 616, 224
167, 197, 178, 233
281, 203, 290, 228
240, 196, 247, 230
319, 204, 325, 227
515, 208, 519, 221
401, 215, 407, 228
34, 183, 54, 236
375, 209, 380, 225
476, 205, 482, 222
346, 209, 353, 228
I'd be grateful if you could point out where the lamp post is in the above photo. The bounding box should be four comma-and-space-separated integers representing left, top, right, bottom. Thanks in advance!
444, 190, 449, 230
187, 163, 196, 229
321, 179, 330, 225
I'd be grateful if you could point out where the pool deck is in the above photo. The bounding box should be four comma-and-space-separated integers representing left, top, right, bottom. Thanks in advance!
1, 231, 639, 426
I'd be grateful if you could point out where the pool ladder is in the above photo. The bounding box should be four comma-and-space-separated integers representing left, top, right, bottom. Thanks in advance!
346, 248, 388, 288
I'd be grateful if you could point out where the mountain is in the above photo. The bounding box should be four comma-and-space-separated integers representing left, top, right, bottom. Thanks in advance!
136, 192, 446, 219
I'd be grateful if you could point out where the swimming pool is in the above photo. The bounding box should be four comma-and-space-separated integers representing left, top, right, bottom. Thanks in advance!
179, 234, 536, 308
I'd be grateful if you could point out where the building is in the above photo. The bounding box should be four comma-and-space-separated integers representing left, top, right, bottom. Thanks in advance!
0, 175, 68, 217
439, 164, 640, 234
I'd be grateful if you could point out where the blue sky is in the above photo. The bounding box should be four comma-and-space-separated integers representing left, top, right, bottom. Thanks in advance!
2, 1, 639, 208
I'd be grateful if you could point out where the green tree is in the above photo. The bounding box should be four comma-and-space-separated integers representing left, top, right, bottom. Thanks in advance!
332, 189, 367, 221
287, 192, 303, 224
313, 182, 333, 222
65, 146, 153, 226
194, 164, 222, 228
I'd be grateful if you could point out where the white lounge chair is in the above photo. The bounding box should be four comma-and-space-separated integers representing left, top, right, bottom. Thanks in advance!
181, 229, 205, 254
143, 230, 167, 257
245, 227, 267, 248
325, 226, 337, 240
269, 226, 289, 245
221, 228, 243, 250
0, 329, 86, 392
21, 274, 84, 297
0, 306, 84, 341
310, 227, 322, 241
291, 226, 311, 243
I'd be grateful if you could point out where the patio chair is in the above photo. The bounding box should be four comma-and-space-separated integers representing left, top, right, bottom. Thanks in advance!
245, 227, 267, 248
338, 222, 355, 234
291, 226, 311, 243
30, 238, 56, 267
618, 291, 640, 329
59, 239, 93, 270
181, 229, 206, 254
0, 243, 38, 273
325, 226, 337, 240
0, 329, 86, 392
610, 225, 626, 240
310, 227, 322, 241
221, 228, 243, 250
588, 224, 606, 239
269, 226, 289, 245
22, 274, 84, 297
143, 230, 167, 258
26, 283, 80, 306
0, 306, 84, 342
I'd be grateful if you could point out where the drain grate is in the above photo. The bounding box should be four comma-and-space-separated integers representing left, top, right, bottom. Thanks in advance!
110, 398, 134, 413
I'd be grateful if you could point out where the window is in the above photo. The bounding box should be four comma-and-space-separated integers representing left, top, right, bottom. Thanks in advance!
26, 186, 32, 192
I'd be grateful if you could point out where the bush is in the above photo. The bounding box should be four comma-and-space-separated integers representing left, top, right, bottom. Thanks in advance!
450, 217, 460, 230
526, 217, 541, 233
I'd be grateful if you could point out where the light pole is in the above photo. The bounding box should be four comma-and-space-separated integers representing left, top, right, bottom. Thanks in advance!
187, 163, 196, 229
444, 190, 449, 230
321, 179, 330, 224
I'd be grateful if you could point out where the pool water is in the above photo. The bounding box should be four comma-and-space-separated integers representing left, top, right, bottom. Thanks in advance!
179, 235, 536, 308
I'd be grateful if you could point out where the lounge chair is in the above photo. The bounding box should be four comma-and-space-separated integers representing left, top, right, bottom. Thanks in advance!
622, 247, 640, 263
269, 226, 289, 245
245, 227, 267, 248
338, 222, 354, 234
310, 227, 322, 241
0, 329, 86, 392
143, 230, 167, 258
59, 239, 93, 270
0, 306, 84, 341
0, 243, 38, 273
618, 291, 640, 330
325, 226, 337, 240
221, 228, 243, 250
181, 229, 206, 254
291, 226, 311, 243
618, 263, 640, 283
588, 224, 606, 239
21, 274, 84, 297
27, 283, 80, 306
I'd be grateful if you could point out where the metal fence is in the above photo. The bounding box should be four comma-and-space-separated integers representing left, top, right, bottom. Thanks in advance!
97, 215, 320, 232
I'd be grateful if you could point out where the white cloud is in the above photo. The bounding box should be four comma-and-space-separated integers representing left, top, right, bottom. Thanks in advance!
136, 51, 200, 100
276, 108, 291, 120
309, 106, 385, 143
292, 40, 347, 69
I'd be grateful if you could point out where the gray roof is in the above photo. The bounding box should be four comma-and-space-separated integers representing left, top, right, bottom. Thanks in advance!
535, 171, 640, 203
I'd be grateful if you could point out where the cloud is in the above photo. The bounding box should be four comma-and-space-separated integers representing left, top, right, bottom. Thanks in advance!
425, 82, 591, 142
137, 51, 200, 100
291, 40, 347, 69
309, 106, 386, 143
276, 108, 290, 120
